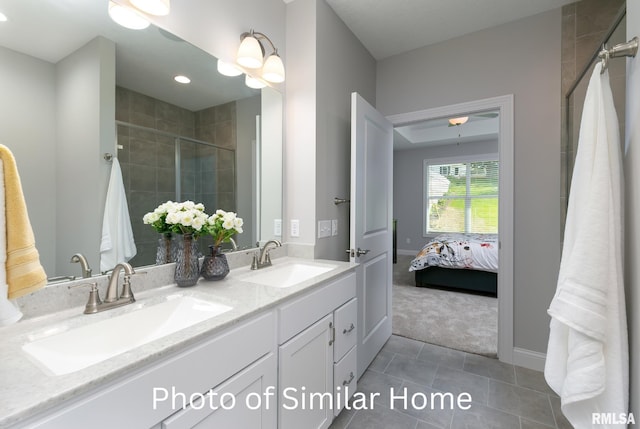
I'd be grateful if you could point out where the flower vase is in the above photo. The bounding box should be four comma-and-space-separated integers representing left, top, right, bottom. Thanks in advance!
174, 233, 200, 287
155, 233, 174, 265
200, 245, 230, 281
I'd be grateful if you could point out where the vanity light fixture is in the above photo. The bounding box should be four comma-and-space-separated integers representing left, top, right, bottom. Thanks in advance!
174, 75, 191, 84
130, 0, 170, 16
235, 30, 285, 84
245, 74, 267, 89
448, 116, 469, 126
108, 1, 150, 30
217, 60, 243, 77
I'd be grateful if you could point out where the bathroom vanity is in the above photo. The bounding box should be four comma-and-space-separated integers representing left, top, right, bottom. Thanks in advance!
0, 258, 357, 429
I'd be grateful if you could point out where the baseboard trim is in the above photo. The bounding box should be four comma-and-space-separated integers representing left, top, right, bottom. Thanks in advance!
397, 249, 417, 256
512, 347, 546, 371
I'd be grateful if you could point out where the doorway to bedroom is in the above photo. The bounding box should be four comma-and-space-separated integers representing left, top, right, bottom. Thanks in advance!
387, 95, 514, 362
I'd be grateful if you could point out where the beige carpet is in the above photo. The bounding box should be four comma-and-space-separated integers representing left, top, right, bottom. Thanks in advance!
392, 255, 498, 357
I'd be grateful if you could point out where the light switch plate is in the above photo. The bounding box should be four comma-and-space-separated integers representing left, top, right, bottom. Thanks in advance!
274, 219, 282, 236
291, 219, 300, 237
331, 219, 338, 236
318, 220, 331, 238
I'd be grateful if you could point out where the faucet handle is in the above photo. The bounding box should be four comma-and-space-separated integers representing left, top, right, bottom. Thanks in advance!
120, 268, 145, 301
119, 275, 136, 302
68, 282, 102, 314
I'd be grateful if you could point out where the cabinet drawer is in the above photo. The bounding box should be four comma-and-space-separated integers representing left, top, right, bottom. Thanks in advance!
333, 346, 357, 416
162, 353, 277, 429
278, 272, 355, 344
333, 298, 357, 361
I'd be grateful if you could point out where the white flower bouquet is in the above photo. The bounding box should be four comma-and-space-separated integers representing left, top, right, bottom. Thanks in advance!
203, 209, 244, 247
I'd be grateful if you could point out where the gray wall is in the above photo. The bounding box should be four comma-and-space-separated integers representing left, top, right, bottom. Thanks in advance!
0, 46, 57, 274
625, 0, 640, 417
314, 0, 376, 260
55, 37, 115, 276
377, 10, 562, 355
0, 37, 114, 277
284, 0, 376, 259
394, 139, 498, 253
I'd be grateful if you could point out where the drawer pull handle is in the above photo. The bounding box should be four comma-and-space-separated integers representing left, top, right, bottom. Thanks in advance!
343, 372, 355, 386
343, 323, 355, 334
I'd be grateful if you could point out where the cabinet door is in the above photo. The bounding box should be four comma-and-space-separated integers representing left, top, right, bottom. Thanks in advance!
279, 314, 333, 429
162, 353, 277, 429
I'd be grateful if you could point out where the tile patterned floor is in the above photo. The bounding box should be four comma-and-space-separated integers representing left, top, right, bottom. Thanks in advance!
329, 335, 571, 429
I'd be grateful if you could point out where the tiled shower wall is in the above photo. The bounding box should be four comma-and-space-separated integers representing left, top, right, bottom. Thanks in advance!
561, 0, 625, 228
116, 87, 237, 266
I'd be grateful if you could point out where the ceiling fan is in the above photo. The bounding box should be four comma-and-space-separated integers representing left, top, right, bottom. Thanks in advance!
448, 112, 498, 127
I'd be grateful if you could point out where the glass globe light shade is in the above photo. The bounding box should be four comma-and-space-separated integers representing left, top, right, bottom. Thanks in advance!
245, 74, 267, 89
108, 1, 150, 30
130, 0, 170, 16
448, 116, 469, 126
262, 53, 285, 83
217, 59, 243, 77
237, 35, 264, 69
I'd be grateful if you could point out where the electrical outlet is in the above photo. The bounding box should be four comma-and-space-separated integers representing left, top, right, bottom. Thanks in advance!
291, 219, 300, 237
318, 220, 331, 238
274, 219, 282, 236
406, 238, 411, 244
331, 219, 338, 236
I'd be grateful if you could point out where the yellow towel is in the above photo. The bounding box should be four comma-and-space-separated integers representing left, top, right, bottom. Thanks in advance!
0, 145, 47, 299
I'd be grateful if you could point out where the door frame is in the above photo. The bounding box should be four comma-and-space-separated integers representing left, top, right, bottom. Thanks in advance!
386, 94, 514, 363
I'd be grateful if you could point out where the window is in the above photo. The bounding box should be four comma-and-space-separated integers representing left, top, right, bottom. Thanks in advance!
424, 158, 499, 234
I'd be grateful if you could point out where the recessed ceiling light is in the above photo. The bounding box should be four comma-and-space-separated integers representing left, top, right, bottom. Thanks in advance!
0, 12, 8, 22
174, 75, 191, 84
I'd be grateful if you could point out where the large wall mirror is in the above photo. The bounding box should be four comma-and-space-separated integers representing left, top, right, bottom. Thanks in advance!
0, 1, 283, 279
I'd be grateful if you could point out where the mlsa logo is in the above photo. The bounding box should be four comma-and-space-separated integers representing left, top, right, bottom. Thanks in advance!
592, 413, 636, 425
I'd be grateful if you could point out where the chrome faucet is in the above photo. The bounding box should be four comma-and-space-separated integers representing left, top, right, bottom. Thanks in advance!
251, 240, 282, 270
70, 262, 137, 314
70, 253, 92, 278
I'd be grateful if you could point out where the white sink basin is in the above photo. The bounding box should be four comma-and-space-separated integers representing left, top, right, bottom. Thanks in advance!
241, 262, 336, 288
23, 296, 232, 375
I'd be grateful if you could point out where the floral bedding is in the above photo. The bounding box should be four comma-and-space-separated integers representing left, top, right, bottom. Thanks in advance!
409, 233, 499, 273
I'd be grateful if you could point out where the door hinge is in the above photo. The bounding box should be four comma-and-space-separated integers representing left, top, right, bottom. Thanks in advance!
329, 322, 335, 346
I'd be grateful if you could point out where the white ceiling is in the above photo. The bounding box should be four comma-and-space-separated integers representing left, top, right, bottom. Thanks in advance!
394, 112, 500, 150
323, 0, 574, 60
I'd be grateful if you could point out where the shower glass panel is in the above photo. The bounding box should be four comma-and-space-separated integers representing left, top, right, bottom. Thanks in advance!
118, 124, 236, 267
565, 16, 626, 205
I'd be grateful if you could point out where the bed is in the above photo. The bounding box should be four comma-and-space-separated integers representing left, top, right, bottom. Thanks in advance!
409, 233, 498, 296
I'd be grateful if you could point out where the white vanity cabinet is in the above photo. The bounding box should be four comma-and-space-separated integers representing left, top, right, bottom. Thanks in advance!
277, 272, 357, 429
160, 352, 277, 429
22, 311, 277, 429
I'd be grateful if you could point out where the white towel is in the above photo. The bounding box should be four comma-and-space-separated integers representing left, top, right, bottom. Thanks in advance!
100, 158, 136, 272
545, 62, 628, 427
0, 160, 23, 326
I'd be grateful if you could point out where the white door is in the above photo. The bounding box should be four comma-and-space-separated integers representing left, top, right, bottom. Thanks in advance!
349, 92, 394, 378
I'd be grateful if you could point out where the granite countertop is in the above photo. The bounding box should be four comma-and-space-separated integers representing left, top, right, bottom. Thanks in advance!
0, 257, 356, 428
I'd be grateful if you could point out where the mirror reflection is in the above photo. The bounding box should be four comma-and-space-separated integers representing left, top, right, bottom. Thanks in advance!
0, 0, 283, 279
